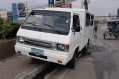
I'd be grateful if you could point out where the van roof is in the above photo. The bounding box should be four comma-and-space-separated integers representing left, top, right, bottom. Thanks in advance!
33, 8, 86, 12
32, 8, 94, 15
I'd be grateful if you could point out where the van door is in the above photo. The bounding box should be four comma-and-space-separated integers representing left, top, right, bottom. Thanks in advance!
71, 14, 82, 52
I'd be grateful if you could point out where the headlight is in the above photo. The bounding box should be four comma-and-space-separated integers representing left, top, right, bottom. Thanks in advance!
57, 44, 69, 51
18, 37, 25, 43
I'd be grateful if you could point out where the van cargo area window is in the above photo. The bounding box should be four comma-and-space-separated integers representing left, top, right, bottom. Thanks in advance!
86, 13, 90, 27
91, 15, 94, 25
21, 10, 71, 35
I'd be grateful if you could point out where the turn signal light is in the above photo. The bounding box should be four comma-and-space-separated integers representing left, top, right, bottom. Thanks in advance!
57, 60, 62, 64
65, 45, 69, 50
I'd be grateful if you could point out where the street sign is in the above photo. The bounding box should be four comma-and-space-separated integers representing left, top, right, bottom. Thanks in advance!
55, 0, 65, 7
12, 3, 19, 22
48, 0, 55, 7
18, 2, 26, 17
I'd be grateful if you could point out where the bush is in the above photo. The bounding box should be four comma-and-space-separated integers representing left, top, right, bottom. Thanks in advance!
0, 21, 21, 39
5, 22, 21, 39
0, 17, 4, 25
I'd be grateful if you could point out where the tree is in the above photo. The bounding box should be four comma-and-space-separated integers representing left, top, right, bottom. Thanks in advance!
0, 17, 21, 39
0, 17, 4, 25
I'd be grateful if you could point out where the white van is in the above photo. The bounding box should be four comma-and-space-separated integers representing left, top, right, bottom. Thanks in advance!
15, 8, 94, 68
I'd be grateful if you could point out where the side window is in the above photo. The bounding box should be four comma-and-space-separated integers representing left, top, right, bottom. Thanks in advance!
73, 15, 80, 31
86, 13, 90, 27
91, 15, 94, 26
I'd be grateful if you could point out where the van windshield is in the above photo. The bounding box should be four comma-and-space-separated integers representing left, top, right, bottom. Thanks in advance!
21, 10, 71, 35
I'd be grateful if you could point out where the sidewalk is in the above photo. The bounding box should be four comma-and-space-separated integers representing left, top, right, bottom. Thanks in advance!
0, 39, 16, 60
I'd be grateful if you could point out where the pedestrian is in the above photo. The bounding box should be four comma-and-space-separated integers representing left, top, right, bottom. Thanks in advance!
93, 22, 98, 39
94, 22, 98, 33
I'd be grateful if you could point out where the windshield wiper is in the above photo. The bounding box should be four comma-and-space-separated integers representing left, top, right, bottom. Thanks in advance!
43, 23, 55, 28
26, 22, 37, 26
43, 23, 62, 34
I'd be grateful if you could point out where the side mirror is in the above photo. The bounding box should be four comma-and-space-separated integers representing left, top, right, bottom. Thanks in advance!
73, 25, 80, 32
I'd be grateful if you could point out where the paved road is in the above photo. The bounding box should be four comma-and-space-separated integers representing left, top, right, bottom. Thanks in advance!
0, 55, 48, 79
0, 24, 119, 79
44, 24, 119, 79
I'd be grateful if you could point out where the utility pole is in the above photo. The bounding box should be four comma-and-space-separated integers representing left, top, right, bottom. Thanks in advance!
84, 0, 89, 10
81, 0, 90, 10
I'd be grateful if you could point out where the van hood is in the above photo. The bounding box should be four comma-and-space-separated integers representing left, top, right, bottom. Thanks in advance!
17, 28, 70, 44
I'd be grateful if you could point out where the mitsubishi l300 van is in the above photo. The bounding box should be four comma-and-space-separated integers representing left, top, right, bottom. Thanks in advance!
15, 8, 94, 68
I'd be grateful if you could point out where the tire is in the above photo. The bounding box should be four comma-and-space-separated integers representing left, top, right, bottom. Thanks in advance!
86, 44, 91, 55
66, 49, 78, 69
85, 43, 89, 50
82, 40, 91, 55
103, 33, 105, 39
85, 40, 90, 51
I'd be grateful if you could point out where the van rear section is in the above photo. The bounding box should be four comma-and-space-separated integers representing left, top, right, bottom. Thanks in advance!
15, 8, 94, 67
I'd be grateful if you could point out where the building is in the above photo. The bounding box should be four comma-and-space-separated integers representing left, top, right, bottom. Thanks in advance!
0, 9, 7, 19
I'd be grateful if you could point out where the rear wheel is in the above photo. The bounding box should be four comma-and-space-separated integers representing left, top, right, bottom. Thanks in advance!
82, 40, 91, 55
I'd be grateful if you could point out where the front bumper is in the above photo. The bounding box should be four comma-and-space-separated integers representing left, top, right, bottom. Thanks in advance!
15, 43, 71, 65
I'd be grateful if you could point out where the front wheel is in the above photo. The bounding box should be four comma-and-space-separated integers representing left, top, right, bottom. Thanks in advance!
67, 55, 76, 69
82, 40, 91, 55
66, 49, 78, 69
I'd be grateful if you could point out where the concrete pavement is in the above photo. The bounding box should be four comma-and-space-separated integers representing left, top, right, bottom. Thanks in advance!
0, 55, 48, 79
44, 24, 119, 79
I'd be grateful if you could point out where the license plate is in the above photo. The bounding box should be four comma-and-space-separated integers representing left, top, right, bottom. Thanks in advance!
30, 48, 44, 56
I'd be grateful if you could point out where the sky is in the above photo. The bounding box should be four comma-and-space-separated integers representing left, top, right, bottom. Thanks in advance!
0, 0, 119, 16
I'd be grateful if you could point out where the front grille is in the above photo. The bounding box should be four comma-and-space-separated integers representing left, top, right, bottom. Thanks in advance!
25, 39, 52, 48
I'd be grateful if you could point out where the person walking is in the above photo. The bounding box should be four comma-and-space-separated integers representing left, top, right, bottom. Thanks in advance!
93, 22, 98, 39
94, 22, 98, 33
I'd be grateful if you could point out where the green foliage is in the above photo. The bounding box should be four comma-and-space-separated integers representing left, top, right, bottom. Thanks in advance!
0, 18, 21, 39
0, 17, 4, 25
5, 23, 20, 38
